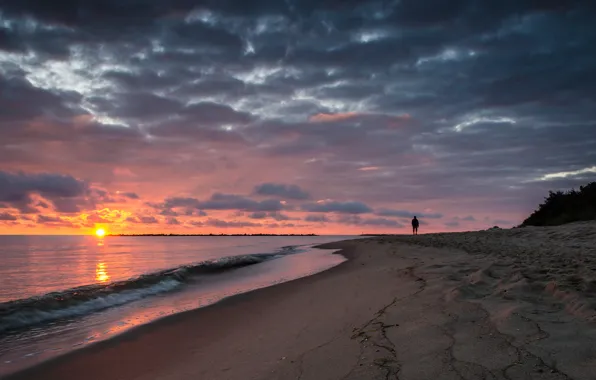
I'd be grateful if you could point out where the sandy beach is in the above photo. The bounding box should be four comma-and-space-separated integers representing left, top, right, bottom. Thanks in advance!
6, 222, 596, 380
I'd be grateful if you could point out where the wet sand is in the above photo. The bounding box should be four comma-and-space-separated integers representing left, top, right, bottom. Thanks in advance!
6, 222, 596, 380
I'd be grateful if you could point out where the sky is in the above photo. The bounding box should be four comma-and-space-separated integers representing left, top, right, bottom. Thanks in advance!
1, 0, 595, 235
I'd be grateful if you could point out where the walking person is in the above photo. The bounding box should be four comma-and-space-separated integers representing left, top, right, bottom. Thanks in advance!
411, 216, 419, 235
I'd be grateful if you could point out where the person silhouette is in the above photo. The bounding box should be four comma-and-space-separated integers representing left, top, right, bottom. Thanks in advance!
411, 216, 419, 235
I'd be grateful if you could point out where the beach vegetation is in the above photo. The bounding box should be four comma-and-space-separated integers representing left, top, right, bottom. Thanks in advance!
522, 181, 596, 226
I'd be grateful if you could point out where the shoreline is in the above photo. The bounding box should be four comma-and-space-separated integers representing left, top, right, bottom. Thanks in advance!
5, 224, 596, 380
2, 239, 360, 380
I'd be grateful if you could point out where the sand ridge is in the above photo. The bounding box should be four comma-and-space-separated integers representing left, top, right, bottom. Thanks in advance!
390, 221, 596, 322
360, 222, 596, 379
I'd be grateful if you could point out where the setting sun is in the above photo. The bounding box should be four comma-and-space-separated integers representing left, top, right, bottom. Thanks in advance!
95, 228, 106, 237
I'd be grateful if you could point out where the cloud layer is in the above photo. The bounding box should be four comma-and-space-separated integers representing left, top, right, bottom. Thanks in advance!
1, 0, 595, 233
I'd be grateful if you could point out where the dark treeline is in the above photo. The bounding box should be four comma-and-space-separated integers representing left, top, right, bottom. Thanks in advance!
522, 181, 596, 226
109, 233, 318, 237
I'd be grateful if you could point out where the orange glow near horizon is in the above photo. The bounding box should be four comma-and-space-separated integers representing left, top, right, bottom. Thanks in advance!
0, 201, 508, 235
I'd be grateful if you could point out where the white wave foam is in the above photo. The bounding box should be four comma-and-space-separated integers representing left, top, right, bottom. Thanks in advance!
0, 251, 295, 332
0, 279, 182, 332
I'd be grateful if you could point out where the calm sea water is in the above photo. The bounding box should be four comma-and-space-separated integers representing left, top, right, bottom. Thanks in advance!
0, 235, 351, 376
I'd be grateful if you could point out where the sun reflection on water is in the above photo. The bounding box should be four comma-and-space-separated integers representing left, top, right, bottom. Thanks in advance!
96, 262, 110, 283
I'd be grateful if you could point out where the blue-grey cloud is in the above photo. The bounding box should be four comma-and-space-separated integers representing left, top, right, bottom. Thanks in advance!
159, 193, 284, 213
376, 209, 443, 219
166, 217, 181, 225
121, 192, 140, 200
337, 215, 404, 227
36, 214, 76, 227
254, 183, 311, 200
304, 214, 330, 223
204, 219, 260, 228
159, 209, 179, 217
0, 171, 89, 213
185, 209, 208, 217
301, 201, 372, 214
127, 215, 159, 224
0, 212, 17, 221
0, 171, 87, 201
248, 211, 291, 221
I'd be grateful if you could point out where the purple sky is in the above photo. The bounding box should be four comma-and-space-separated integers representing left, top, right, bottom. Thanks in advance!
1, 0, 595, 234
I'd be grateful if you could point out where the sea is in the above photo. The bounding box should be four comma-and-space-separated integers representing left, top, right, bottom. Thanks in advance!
0, 235, 353, 377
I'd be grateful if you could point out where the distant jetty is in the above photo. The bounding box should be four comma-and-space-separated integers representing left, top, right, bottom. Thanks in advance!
360, 234, 396, 236
108, 233, 318, 237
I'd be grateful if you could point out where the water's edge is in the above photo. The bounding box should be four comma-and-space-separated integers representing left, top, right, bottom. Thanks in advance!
0, 247, 301, 333
1, 243, 351, 379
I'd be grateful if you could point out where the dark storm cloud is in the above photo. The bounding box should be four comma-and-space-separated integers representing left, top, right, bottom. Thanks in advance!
102, 70, 183, 92
0, 0, 201, 45
107, 93, 181, 119
164, 20, 244, 52
141, 103, 253, 143
102, 97, 253, 130
0, 68, 147, 150
182, 103, 252, 124
249, 113, 416, 160
301, 201, 372, 214
253, 183, 310, 200
0, 74, 79, 123
0, 27, 20, 52
174, 76, 245, 98
0, 16, 75, 57
152, 124, 248, 144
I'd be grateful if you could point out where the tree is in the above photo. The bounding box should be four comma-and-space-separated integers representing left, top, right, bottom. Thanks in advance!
522, 182, 596, 226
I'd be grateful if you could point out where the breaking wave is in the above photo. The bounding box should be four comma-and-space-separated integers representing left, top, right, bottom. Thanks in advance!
0, 246, 302, 332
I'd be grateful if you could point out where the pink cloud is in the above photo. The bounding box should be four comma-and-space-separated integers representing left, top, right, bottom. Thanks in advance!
387, 113, 412, 128
113, 167, 137, 178
308, 112, 361, 123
